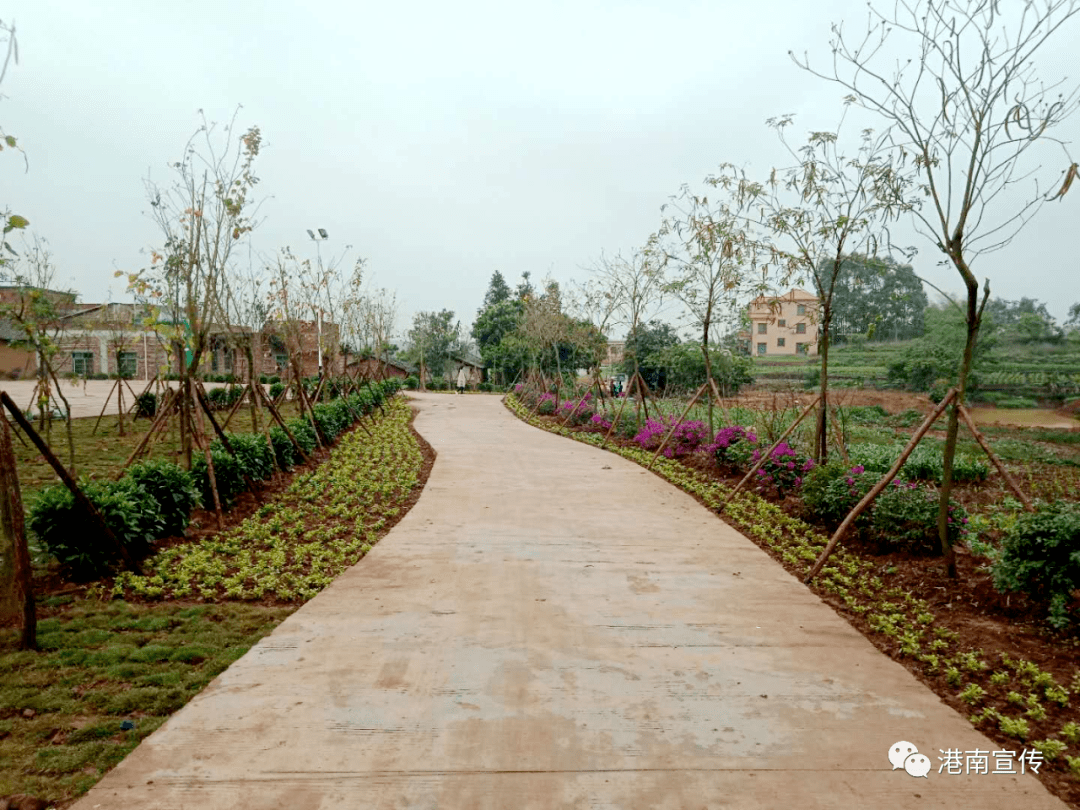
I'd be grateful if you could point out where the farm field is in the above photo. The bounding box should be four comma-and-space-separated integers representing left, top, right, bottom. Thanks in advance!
0, 394, 434, 807
508, 386, 1080, 807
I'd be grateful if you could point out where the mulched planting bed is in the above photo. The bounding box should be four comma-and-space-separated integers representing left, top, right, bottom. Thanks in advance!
507, 393, 1080, 808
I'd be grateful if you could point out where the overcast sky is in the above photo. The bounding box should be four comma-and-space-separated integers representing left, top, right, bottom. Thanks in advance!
2, 0, 1078, 344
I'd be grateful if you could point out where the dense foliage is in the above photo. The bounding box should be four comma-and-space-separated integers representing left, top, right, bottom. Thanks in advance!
992, 503, 1080, 630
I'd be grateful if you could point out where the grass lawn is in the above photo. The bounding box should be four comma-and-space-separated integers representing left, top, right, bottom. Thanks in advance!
0, 601, 294, 801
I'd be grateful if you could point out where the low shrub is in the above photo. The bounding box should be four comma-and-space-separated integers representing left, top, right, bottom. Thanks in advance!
269, 381, 286, 400
748, 442, 815, 498
536, 392, 557, 415
287, 418, 318, 455
711, 426, 758, 470
191, 448, 246, 508
870, 482, 970, 553
992, 503, 1080, 630
269, 425, 298, 469
134, 392, 157, 418
125, 460, 201, 537
800, 461, 874, 527
478, 381, 493, 392
633, 415, 710, 458
28, 479, 163, 579
218, 433, 276, 481
558, 393, 596, 425
404, 375, 419, 390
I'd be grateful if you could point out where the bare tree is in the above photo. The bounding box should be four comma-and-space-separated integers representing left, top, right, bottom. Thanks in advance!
0, 235, 76, 465
125, 108, 264, 467
709, 115, 910, 460
588, 250, 665, 417
651, 183, 770, 434
794, 0, 1080, 575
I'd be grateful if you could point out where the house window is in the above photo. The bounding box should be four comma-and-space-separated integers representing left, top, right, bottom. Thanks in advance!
211, 351, 219, 372
757, 323, 767, 334
797, 304, 806, 315
72, 351, 94, 376
778, 319, 786, 327
777, 338, 786, 347
796, 343, 806, 355
757, 342, 767, 355
118, 351, 138, 378
796, 323, 807, 334
274, 352, 288, 370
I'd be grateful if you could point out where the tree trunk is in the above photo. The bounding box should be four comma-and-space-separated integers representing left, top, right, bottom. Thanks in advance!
0, 413, 35, 650
177, 342, 192, 469
938, 281, 980, 579
816, 303, 832, 465
246, 341, 260, 435
702, 324, 714, 437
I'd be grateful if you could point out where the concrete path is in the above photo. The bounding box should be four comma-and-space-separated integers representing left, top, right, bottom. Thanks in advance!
0, 379, 240, 419
71, 392, 1066, 809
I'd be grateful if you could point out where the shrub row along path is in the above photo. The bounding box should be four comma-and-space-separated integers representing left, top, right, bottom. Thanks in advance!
71, 392, 1066, 809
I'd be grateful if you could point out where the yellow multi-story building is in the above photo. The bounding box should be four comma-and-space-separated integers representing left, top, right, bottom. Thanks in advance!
743, 288, 820, 357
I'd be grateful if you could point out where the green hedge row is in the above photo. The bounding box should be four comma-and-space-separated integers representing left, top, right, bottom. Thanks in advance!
27, 378, 402, 580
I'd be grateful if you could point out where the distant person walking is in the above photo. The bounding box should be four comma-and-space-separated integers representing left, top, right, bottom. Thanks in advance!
456, 366, 468, 395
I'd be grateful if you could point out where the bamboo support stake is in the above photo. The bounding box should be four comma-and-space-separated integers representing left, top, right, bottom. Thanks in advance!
720, 395, 822, 509
0, 392, 143, 575
647, 382, 708, 469
92, 378, 120, 435
958, 404, 1035, 512
191, 397, 225, 530
140, 389, 181, 466
830, 404, 850, 466
120, 388, 177, 474
600, 383, 634, 448
707, 376, 732, 428
253, 381, 311, 463
220, 383, 250, 431
195, 384, 262, 503
558, 380, 601, 427
804, 390, 958, 584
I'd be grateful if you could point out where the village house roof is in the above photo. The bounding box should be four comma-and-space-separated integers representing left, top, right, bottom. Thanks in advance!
450, 351, 485, 368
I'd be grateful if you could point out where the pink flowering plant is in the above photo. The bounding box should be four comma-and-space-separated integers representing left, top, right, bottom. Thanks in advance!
709, 426, 758, 469
536, 392, 557, 415
558, 393, 595, 425
748, 441, 815, 498
587, 412, 613, 432
633, 416, 710, 458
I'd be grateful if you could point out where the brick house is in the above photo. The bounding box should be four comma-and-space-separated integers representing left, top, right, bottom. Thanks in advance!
741, 288, 820, 357
1, 288, 341, 380
347, 355, 416, 380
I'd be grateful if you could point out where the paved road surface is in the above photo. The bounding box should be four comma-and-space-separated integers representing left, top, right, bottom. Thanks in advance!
0, 379, 241, 419
70, 392, 1066, 809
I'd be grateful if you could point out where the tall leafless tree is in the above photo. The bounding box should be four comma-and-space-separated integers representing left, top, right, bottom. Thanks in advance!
793, 0, 1080, 575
